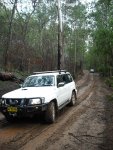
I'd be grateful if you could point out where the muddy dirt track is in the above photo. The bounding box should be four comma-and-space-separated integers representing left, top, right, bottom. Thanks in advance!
0, 72, 113, 150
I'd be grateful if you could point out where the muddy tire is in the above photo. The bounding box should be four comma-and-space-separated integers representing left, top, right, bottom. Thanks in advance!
69, 91, 77, 106
45, 102, 56, 123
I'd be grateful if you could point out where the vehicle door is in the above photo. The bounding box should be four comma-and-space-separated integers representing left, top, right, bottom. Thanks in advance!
65, 74, 73, 100
56, 75, 67, 106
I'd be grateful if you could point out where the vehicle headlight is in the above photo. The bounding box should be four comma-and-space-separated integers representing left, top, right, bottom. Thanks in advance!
1, 99, 5, 105
29, 98, 45, 105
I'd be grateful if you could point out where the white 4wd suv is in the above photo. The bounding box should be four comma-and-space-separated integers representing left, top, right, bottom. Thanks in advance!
0, 70, 77, 123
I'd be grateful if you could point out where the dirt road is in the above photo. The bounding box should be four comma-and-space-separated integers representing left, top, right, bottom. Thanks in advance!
0, 72, 113, 150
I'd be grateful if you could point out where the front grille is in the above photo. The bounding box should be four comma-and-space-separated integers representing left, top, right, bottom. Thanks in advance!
5, 99, 24, 106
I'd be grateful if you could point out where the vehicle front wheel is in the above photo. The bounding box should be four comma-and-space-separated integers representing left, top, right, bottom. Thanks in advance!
45, 101, 56, 123
69, 91, 77, 106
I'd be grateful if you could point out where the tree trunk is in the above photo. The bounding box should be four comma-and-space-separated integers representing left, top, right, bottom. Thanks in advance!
4, 0, 18, 71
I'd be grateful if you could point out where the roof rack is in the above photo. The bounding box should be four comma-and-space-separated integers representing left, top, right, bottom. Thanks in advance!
33, 70, 67, 74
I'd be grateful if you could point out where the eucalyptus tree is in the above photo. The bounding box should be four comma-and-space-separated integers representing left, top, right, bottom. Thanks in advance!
63, 1, 87, 76
0, 2, 11, 68
2, 0, 18, 70
1, 0, 40, 71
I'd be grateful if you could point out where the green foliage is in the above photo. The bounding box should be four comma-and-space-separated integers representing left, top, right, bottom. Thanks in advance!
85, 0, 113, 76
107, 94, 113, 101
105, 76, 113, 87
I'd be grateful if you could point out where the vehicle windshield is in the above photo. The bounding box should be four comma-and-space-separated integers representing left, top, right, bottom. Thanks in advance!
22, 75, 55, 87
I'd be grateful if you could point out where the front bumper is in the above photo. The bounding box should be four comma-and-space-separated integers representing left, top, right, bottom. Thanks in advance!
0, 104, 48, 117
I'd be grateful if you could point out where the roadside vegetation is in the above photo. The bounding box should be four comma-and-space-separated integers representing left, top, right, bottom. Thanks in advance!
0, 0, 113, 81
85, 0, 113, 78
105, 76, 113, 87
0, 0, 87, 79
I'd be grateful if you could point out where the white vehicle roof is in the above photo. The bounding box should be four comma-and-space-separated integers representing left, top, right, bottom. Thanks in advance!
30, 70, 70, 77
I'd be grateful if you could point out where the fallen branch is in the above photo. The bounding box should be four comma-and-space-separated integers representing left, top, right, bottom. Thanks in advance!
0, 72, 23, 83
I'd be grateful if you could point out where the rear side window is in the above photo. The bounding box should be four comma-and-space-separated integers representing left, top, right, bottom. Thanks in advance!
62, 74, 73, 84
67, 74, 73, 82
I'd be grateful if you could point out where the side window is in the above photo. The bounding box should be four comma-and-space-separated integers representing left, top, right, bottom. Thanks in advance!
57, 75, 63, 86
62, 74, 69, 84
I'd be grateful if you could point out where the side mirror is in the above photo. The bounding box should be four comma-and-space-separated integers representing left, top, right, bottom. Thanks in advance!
58, 82, 65, 87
